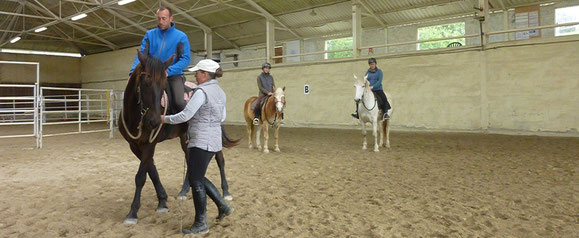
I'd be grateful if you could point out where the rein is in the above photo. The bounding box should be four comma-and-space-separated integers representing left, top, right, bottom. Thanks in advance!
120, 72, 168, 143
262, 95, 284, 126
361, 88, 377, 111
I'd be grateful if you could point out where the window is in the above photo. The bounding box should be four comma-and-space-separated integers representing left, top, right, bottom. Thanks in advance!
324, 37, 353, 59
417, 22, 465, 50
555, 5, 579, 36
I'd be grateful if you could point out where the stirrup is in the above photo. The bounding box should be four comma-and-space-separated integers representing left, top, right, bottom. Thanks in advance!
351, 113, 359, 119
383, 112, 390, 120
252, 118, 259, 125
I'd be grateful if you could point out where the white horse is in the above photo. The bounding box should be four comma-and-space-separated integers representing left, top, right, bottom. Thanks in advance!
353, 75, 392, 152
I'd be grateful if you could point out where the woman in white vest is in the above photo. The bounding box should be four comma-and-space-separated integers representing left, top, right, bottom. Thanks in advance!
162, 59, 233, 234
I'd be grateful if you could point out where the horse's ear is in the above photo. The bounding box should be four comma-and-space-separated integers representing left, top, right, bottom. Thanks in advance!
353, 74, 358, 80
164, 55, 175, 69
282, 86, 286, 92
137, 49, 147, 66
273, 85, 276, 91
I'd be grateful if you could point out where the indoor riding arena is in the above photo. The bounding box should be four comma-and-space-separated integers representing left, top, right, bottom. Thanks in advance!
1, 1, 577, 237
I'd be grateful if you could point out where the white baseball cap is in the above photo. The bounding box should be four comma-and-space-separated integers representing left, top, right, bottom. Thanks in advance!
188, 59, 220, 73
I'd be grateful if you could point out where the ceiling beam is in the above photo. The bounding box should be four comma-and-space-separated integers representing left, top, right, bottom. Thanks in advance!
0, 5, 23, 48
25, 1, 89, 54
94, 1, 148, 33
493, 0, 507, 10
360, 0, 387, 27
376, 0, 463, 15
0, 29, 110, 47
161, 0, 240, 50
0, 11, 54, 20
0, 0, 124, 49
242, 0, 301, 39
23, 1, 117, 51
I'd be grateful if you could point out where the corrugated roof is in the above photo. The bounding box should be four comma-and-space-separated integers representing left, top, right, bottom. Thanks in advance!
0, 0, 570, 54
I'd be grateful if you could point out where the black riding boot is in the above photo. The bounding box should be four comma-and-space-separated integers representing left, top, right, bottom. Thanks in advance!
182, 183, 209, 234
351, 103, 359, 119
202, 178, 234, 220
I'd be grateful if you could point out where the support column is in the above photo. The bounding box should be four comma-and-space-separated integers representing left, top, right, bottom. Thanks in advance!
384, 27, 388, 54
479, 0, 490, 47
266, 19, 275, 63
352, 0, 362, 58
503, 11, 510, 41
204, 30, 213, 59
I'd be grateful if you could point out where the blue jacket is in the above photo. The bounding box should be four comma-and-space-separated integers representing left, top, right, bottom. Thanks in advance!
365, 68, 383, 91
130, 23, 191, 77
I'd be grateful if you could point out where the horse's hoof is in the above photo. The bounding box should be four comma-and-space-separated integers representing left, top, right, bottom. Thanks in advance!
177, 196, 187, 201
224, 195, 233, 201
123, 218, 138, 225
274, 148, 280, 152
157, 208, 169, 213
362, 146, 367, 150
263, 150, 270, 154
374, 149, 380, 152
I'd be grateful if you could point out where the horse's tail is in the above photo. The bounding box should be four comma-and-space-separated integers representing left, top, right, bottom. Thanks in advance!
221, 125, 240, 148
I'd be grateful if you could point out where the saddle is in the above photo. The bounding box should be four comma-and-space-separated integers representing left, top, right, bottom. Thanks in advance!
251, 95, 270, 112
161, 81, 197, 108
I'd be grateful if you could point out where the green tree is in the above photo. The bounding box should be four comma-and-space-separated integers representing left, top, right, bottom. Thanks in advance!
418, 22, 465, 50
326, 37, 353, 59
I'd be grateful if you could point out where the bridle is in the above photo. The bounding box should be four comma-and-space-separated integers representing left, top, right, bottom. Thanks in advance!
120, 71, 168, 143
356, 83, 376, 111
263, 93, 285, 126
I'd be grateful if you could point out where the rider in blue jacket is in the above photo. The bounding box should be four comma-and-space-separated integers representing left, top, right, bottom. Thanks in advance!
352, 58, 391, 120
130, 7, 191, 113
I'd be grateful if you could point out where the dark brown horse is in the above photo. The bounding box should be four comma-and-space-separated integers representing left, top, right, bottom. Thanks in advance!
119, 51, 237, 225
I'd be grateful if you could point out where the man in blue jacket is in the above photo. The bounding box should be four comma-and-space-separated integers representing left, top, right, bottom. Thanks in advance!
130, 6, 191, 113
352, 58, 391, 120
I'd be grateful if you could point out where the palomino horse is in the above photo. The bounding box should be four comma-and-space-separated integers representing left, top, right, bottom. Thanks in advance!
119, 51, 237, 225
243, 87, 286, 153
353, 75, 392, 152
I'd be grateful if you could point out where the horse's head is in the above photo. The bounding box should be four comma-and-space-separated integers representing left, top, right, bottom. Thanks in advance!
273, 86, 286, 113
134, 50, 174, 130
353, 74, 369, 103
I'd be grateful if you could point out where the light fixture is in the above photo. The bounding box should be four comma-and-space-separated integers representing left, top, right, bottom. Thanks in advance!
118, 0, 136, 5
71, 13, 87, 21
309, 9, 317, 16
10, 36, 21, 43
0, 49, 82, 58
34, 27, 47, 33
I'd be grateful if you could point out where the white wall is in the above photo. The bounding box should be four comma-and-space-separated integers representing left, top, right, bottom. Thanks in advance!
77, 1, 579, 136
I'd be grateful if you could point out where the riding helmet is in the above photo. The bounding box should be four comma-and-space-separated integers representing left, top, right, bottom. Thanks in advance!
368, 58, 377, 64
262, 62, 272, 69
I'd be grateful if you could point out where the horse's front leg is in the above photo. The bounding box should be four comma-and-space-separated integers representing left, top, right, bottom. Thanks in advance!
255, 125, 262, 151
246, 122, 253, 149
262, 124, 270, 153
372, 120, 379, 152
274, 124, 280, 152
215, 151, 232, 200
147, 158, 168, 213
385, 119, 391, 149
361, 121, 367, 150
124, 145, 153, 225
178, 134, 190, 200
379, 119, 384, 147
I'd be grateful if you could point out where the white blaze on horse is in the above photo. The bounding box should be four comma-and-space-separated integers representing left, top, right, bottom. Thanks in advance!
353, 74, 392, 152
244, 86, 286, 153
